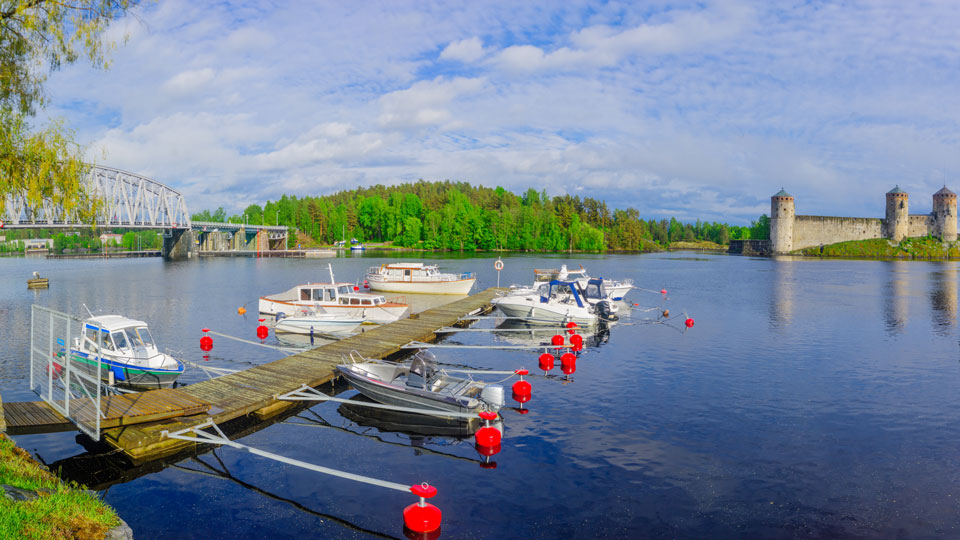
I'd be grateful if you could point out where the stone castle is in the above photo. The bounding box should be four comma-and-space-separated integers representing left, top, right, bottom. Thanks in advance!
769, 186, 957, 254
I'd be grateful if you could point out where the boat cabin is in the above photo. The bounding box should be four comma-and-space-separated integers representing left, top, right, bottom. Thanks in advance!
581, 278, 608, 302
295, 284, 389, 306
81, 315, 158, 357
537, 280, 587, 308
369, 263, 446, 281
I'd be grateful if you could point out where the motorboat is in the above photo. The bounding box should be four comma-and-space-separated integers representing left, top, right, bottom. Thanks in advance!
259, 264, 409, 323
336, 350, 505, 414
365, 262, 476, 295
274, 309, 364, 336
492, 279, 618, 325
350, 243, 366, 251
70, 315, 184, 389
528, 264, 634, 301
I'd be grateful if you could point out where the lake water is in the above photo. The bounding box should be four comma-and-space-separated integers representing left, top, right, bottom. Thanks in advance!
1, 252, 959, 539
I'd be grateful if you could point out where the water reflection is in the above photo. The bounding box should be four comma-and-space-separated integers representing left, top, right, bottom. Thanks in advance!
929, 263, 958, 334
883, 261, 910, 336
768, 256, 795, 328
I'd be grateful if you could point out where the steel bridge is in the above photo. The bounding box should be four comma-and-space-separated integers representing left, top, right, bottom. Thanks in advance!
1, 166, 193, 230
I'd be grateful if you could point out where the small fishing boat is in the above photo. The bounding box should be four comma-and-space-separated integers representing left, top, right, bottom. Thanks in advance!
336, 350, 505, 414
70, 315, 184, 389
492, 279, 617, 325
274, 309, 364, 336
365, 262, 476, 295
259, 264, 409, 323
529, 264, 633, 301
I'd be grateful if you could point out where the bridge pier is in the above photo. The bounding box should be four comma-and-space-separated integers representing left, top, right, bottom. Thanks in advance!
162, 229, 197, 260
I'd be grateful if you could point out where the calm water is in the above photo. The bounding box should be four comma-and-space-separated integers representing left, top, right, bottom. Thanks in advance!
2, 253, 959, 539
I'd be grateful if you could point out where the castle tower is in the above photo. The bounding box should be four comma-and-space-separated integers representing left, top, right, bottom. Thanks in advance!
885, 186, 909, 242
770, 188, 795, 254
932, 186, 957, 242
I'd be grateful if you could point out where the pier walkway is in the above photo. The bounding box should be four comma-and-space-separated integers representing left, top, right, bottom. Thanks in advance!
100, 288, 500, 463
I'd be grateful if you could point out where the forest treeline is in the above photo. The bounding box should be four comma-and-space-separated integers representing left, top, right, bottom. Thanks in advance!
191, 180, 770, 251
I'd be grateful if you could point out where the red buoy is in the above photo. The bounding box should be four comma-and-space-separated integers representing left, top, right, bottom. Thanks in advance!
475, 411, 502, 447
403, 484, 442, 534
565, 321, 578, 335
661, 289, 667, 295
538, 353, 554, 371
685, 318, 695, 328
354, 286, 360, 292
475, 443, 501, 457
551, 334, 564, 346
569, 334, 583, 348
256, 319, 268, 339
47, 361, 63, 380
200, 328, 213, 351
561, 352, 576, 375
512, 369, 532, 402
363, 280, 369, 289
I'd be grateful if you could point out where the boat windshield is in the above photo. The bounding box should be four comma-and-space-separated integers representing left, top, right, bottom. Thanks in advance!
111, 330, 131, 351
129, 326, 155, 348
583, 281, 606, 300
338, 286, 351, 295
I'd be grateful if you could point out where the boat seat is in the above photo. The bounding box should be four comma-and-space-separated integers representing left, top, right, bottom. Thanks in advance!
406, 371, 426, 389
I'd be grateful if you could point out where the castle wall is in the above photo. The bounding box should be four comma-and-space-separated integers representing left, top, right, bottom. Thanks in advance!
908, 214, 935, 238
791, 216, 883, 250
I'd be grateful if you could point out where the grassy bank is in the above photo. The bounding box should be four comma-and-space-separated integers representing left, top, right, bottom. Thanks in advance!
797, 237, 960, 259
0, 434, 120, 540
668, 240, 727, 251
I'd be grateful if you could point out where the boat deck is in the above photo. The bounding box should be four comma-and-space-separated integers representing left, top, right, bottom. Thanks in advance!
100, 288, 502, 463
2, 389, 211, 435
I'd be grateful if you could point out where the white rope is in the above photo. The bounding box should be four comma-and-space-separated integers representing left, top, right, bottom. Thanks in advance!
402, 340, 570, 350
162, 419, 412, 493
205, 329, 304, 353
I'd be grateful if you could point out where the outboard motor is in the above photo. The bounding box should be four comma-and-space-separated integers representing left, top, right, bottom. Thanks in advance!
480, 385, 505, 409
595, 300, 617, 322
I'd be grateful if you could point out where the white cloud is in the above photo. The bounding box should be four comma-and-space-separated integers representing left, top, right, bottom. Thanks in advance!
440, 37, 486, 62
37, 0, 960, 223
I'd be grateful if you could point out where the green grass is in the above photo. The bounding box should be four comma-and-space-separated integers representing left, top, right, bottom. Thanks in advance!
0, 434, 120, 540
797, 236, 960, 259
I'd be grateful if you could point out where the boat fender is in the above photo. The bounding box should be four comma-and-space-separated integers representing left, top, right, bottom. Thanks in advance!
112, 366, 126, 381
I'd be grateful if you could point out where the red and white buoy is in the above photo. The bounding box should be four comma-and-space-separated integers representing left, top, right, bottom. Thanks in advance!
403, 483, 442, 535
512, 369, 531, 404
200, 328, 213, 351
256, 319, 268, 340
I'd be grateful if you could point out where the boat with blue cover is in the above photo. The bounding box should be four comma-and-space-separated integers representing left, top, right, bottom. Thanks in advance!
70, 315, 184, 390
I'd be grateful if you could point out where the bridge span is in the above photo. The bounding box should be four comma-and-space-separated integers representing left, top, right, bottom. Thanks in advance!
0, 166, 287, 259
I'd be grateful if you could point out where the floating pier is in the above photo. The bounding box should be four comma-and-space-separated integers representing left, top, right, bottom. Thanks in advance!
94, 288, 501, 463
2, 389, 211, 435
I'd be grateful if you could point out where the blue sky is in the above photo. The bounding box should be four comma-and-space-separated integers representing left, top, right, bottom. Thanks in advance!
40, 0, 960, 224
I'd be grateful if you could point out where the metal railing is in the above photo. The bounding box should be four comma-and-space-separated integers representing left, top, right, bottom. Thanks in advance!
30, 305, 104, 440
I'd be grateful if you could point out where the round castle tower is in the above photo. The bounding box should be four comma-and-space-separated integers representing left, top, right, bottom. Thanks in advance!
933, 186, 957, 242
770, 188, 794, 254
885, 186, 909, 242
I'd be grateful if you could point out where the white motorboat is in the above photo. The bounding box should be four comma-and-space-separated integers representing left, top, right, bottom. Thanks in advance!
274, 309, 364, 336
492, 279, 617, 325
259, 265, 409, 324
336, 350, 505, 414
364, 262, 476, 295
528, 264, 634, 301
69, 314, 184, 389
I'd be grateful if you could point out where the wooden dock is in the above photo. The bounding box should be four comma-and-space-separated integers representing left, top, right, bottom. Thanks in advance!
2, 389, 211, 435
100, 288, 501, 463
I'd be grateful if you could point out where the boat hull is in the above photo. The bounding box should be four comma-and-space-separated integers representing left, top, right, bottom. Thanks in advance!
492, 298, 597, 325
69, 351, 183, 390
274, 317, 363, 335
367, 278, 476, 295
258, 298, 409, 324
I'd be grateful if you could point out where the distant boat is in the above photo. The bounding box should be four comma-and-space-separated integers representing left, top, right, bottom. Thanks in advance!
350, 243, 366, 251
365, 262, 475, 294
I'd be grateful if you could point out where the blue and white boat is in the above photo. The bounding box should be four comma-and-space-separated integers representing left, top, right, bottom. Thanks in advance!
492, 279, 616, 325
70, 315, 184, 389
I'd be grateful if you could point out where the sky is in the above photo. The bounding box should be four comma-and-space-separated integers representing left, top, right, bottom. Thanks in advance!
39, 0, 960, 224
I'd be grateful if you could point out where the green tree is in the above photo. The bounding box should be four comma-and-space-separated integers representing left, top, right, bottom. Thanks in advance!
0, 1, 138, 222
